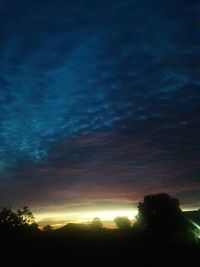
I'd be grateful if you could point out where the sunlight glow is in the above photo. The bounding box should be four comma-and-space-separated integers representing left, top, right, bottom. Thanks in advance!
81, 209, 136, 222
35, 208, 137, 228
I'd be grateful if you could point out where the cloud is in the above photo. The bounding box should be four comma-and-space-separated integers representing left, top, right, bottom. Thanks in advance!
0, 0, 199, 211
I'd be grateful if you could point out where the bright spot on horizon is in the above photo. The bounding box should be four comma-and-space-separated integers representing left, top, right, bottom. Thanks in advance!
35, 208, 138, 228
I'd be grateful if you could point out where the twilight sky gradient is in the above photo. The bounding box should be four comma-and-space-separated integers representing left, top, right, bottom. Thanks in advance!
0, 0, 200, 226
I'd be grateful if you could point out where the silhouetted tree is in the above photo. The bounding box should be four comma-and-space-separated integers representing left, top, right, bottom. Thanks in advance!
136, 193, 187, 233
114, 216, 131, 229
43, 225, 53, 232
89, 218, 103, 229
17, 206, 35, 226
30, 222, 39, 231
0, 207, 21, 229
0, 206, 35, 231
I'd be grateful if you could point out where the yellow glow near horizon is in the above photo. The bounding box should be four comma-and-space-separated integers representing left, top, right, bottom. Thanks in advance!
35, 208, 138, 228
79, 209, 137, 222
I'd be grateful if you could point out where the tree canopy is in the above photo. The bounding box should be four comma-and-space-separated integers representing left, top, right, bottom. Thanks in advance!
136, 193, 187, 233
89, 217, 103, 229
0, 206, 36, 230
114, 216, 131, 229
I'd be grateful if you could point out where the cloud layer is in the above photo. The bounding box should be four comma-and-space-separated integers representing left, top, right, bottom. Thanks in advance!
0, 0, 200, 213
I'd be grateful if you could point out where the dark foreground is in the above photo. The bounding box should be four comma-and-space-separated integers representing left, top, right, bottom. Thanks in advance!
1, 228, 200, 265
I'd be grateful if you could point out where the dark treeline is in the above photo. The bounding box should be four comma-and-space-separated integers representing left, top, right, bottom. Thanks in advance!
1, 193, 200, 264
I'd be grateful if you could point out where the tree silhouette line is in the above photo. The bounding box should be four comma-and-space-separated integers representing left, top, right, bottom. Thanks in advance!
0, 206, 37, 231
1, 193, 200, 264
0, 193, 198, 237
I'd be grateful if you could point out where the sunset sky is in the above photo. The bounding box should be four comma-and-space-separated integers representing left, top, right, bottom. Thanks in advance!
0, 0, 200, 228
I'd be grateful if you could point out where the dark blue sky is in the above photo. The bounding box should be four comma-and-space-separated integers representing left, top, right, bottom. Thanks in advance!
0, 0, 200, 223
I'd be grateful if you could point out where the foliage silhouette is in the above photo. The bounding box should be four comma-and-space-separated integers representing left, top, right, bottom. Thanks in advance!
0, 206, 36, 231
89, 217, 103, 229
30, 222, 39, 230
17, 206, 35, 227
114, 216, 131, 229
0, 207, 21, 229
136, 193, 188, 233
43, 224, 53, 232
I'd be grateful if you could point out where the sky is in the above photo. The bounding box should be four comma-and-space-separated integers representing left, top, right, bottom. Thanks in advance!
0, 0, 200, 227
